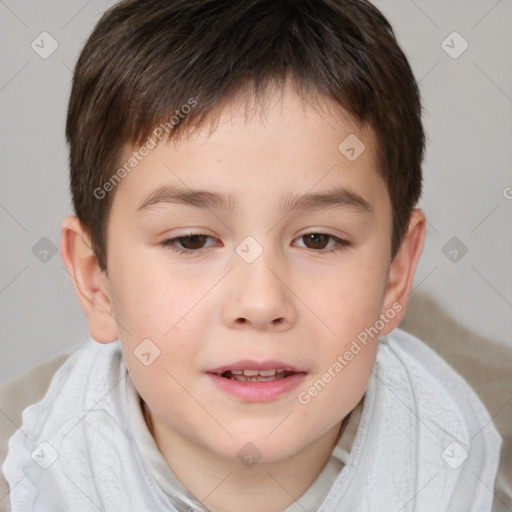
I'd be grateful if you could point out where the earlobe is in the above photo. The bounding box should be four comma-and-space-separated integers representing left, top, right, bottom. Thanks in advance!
380, 209, 426, 334
60, 215, 119, 344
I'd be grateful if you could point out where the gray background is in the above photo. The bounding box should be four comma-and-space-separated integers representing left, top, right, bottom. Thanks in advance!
1, 0, 511, 385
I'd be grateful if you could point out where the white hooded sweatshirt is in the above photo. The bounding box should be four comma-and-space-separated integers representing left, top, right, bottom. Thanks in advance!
2, 328, 502, 511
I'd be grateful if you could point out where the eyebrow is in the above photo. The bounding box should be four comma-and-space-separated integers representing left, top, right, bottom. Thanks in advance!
137, 184, 374, 215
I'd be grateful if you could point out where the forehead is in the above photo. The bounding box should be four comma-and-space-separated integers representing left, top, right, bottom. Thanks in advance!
113, 84, 387, 216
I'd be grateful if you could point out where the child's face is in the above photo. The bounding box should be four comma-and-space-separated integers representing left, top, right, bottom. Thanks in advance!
97, 85, 405, 462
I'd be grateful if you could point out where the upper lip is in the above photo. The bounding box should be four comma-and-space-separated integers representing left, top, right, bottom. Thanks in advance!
207, 360, 306, 374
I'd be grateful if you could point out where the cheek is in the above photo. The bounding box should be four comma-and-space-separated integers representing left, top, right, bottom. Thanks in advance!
297, 322, 378, 427
109, 255, 190, 336
108, 265, 203, 388
309, 258, 389, 340
297, 248, 387, 409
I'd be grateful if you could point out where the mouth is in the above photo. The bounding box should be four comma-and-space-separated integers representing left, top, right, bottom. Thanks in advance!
217, 369, 297, 382
206, 361, 307, 402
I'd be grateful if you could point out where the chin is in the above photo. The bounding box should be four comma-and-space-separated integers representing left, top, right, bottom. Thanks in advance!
211, 431, 308, 466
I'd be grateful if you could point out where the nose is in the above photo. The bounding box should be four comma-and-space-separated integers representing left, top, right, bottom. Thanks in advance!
221, 247, 298, 332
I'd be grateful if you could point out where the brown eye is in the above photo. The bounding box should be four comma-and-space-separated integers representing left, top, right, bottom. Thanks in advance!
161, 234, 215, 253
295, 232, 350, 253
176, 234, 209, 249
302, 233, 330, 249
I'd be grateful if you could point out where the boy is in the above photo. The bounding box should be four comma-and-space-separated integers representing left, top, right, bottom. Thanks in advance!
2, 0, 504, 510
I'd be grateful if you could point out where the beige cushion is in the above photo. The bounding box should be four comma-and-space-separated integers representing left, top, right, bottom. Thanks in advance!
0, 291, 510, 511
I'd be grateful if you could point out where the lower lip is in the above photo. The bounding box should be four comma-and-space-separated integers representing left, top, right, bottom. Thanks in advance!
207, 373, 307, 403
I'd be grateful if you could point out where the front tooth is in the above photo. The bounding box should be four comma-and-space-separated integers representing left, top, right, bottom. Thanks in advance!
242, 369, 259, 376
259, 369, 277, 377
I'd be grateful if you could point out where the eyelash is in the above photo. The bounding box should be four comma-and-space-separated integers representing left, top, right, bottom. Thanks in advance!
160, 232, 351, 255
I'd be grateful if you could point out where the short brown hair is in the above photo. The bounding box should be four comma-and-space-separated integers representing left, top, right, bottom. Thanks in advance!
66, 0, 425, 271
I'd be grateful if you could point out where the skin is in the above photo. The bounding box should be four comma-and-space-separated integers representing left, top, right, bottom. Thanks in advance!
61, 82, 425, 512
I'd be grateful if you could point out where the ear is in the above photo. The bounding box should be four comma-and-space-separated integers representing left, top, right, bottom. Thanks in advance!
60, 215, 118, 344
380, 209, 426, 334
